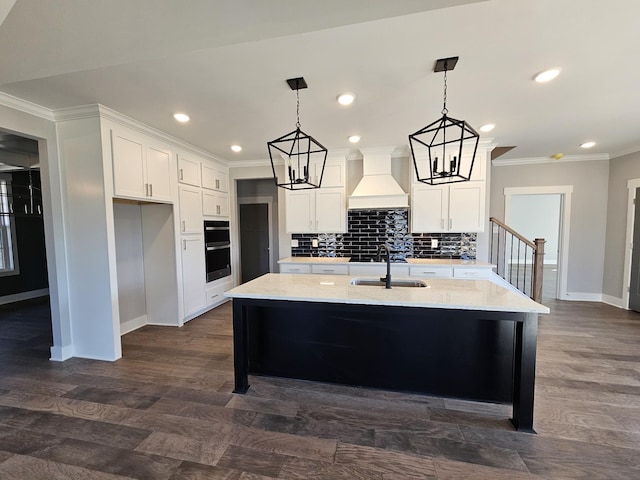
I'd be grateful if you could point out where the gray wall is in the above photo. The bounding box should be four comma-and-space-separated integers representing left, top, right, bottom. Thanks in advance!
603, 151, 640, 299
490, 160, 609, 296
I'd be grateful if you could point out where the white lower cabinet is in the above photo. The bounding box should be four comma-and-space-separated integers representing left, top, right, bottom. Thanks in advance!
311, 264, 349, 275
181, 236, 205, 318
453, 267, 492, 279
206, 278, 232, 307
349, 264, 410, 277
408, 266, 453, 278
280, 263, 311, 274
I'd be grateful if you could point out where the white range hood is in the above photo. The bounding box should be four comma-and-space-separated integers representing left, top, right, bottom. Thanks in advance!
348, 147, 409, 209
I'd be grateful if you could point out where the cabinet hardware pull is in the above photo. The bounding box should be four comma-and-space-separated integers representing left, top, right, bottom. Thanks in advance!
180, 169, 183, 181
182, 220, 186, 232
216, 179, 220, 189
144, 183, 148, 196
216, 205, 220, 215
183, 239, 186, 250
149, 184, 153, 196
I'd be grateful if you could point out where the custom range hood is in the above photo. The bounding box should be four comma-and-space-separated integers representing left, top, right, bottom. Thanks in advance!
348, 147, 408, 209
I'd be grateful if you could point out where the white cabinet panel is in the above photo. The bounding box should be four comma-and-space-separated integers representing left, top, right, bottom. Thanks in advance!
453, 267, 492, 279
178, 155, 201, 186
409, 266, 452, 278
310, 264, 349, 275
112, 130, 146, 199
178, 185, 202, 234
286, 188, 345, 233
411, 182, 485, 233
202, 163, 228, 192
111, 127, 173, 202
279, 263, 311, 274
449, 183, 485, 232
203, 191, 229, 218
181, 236, 205, 318
145, 144, 172, 202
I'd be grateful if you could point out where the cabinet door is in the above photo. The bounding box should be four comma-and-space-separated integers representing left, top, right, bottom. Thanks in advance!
316, 188, 346, 232
202, 163, 228, 192
203, 191, 229, 217
449, 182, 485, 232
112, 129, 146, 199
145, 144, 172, 202
181, 236, 206, 318
178, 185, 202, 234
285, 190, 314, 233
411, 185, 447, 233
178, 155, 201, 186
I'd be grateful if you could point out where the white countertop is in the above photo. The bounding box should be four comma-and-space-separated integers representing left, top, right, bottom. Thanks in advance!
225, 273, 549, 314
278, 257, 494, 268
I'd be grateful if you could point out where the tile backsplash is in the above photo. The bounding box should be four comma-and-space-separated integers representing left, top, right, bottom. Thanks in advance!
291, 208, 476, 261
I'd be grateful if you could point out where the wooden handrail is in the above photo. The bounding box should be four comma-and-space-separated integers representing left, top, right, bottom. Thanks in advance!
489, 217, 535, 249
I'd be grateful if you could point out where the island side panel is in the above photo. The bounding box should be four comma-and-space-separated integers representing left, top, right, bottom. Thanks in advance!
511, 312, 538, 433
232, 300, 250, 393
241, 299, 518, 404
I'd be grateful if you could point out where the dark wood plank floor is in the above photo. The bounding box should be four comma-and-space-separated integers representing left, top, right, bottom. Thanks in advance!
1, 295, 640, 479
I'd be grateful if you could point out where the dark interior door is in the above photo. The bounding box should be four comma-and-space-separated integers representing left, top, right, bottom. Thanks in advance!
239, 203, 270, 283
630, 189, 640, 312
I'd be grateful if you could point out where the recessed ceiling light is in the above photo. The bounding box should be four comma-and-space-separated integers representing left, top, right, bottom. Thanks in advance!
348, 135, 361, 144
337, 93, 356, 106
173, 113, 190, 123
533, 68, 560, 83
230, 145, 242, 152
580, 141, 596, 149
479, 123, 495, 133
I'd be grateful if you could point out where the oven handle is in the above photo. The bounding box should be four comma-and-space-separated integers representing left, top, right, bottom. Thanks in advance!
206, 245, 231, 251
205, 227, 230, 231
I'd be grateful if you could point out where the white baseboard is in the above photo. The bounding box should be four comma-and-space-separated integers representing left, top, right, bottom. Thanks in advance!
49, 343, 74, 361
601, 294, 626, 309
562, 292, 603, 302
119, 315, 147, 335
0, 288, 49, 306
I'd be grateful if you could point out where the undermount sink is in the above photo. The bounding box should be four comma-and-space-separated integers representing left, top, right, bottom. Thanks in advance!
349, 278, 428, 288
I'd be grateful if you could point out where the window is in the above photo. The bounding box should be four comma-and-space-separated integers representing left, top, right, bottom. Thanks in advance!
0, 175, 19, 275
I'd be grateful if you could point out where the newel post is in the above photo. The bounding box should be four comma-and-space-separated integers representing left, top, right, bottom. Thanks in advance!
532, 238, 546, 303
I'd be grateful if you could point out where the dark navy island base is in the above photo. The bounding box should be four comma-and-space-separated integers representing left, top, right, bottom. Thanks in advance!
232, 298, 538, 433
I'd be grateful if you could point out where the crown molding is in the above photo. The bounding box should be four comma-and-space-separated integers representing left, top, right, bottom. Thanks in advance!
611, 145, 640, 159
229, 158, 274, 168
492, 153, 610, 166
0, 91, 55, 121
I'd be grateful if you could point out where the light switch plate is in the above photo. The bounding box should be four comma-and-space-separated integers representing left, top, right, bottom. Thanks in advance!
312, 238, 319, 248
291, 239, 299, 247
431, 239, 438, 248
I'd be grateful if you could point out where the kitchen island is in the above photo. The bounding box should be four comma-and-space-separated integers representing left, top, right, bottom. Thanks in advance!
224, 273, 549, 432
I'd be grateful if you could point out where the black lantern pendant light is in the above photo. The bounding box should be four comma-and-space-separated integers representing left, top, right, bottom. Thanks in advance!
268, 77, 328, 190
409, 56, 479, 185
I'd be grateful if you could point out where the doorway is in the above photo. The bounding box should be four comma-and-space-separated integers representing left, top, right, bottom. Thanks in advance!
239, 203, 271, 283
505, 186, 573, 300
624, 180, 640, 311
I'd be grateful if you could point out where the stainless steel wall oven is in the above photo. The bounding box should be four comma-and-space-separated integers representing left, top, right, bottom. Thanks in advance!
204, 220, 231, 282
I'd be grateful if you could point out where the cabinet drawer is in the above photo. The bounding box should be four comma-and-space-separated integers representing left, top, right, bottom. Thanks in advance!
453, 267, 492, 279
205, 284, 227, 307
409, 266, 452, 278
311, 264, 348, 275
280, 264, 311, 274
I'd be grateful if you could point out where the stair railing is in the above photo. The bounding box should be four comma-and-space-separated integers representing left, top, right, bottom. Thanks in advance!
489, 217, 545, 302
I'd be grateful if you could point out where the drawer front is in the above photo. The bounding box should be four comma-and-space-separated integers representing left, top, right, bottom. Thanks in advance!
205, 284, 225, 307
280, 264, 311, 274
409, 266, 452, 278
311, 264, 349, 275
453, 267, 492, 279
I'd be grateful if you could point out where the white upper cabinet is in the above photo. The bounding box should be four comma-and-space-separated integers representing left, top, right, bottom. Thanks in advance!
411, 181, 485, 233
178, 185, 202, 234
178, 154, 201, 187
202, 163, 228, 192
202, 190, 229, 218
111, 127, 173, 202
285, 187, 346, 233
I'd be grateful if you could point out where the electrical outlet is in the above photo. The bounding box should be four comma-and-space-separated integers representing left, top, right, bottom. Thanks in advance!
431, 239, 438, 248
312, 238, 319, 248
291, 239, 299, 247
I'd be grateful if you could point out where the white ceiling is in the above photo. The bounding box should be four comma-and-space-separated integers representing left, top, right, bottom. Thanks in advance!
1, 0, 639, 163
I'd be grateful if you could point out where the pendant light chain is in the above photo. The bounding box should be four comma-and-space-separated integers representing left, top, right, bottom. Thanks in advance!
441, 68, 448, 116
296, 88, 301, 128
